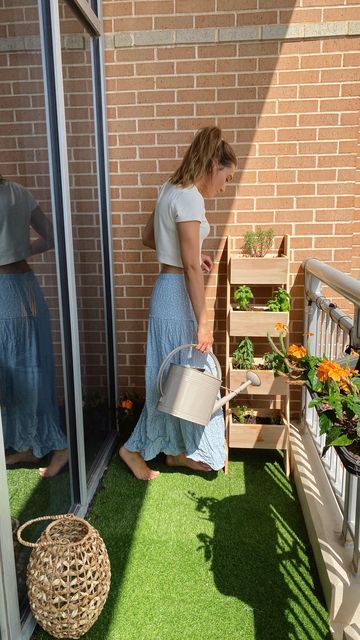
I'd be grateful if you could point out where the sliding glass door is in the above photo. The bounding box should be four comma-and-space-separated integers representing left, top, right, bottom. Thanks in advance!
0, 1, 116, 637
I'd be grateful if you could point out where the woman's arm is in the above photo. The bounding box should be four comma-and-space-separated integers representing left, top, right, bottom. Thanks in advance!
142, 209, 156, 249
30, 205, 54, 255
177, 220, 213, 353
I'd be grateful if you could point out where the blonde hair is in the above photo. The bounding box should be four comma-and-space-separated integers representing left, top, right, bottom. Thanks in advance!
169, 126, 237, 188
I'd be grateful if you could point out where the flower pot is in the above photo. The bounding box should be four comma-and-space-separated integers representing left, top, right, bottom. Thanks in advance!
228, 409, 287, 449
335, 446, 360, 476
230, 358, 289, 395
230, 253, 289, 285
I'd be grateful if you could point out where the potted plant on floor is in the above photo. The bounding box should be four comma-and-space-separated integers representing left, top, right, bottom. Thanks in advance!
268, 325, 360, 475
117, 391, 144, 444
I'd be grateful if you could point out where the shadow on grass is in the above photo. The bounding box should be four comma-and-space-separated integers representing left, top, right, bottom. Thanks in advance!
189, 449, 332, 640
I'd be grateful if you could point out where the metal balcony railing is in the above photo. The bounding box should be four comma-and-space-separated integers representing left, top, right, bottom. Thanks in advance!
303, 258, 360, 574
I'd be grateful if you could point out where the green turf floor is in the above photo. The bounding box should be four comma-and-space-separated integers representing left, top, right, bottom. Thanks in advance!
34, 450, 331, 640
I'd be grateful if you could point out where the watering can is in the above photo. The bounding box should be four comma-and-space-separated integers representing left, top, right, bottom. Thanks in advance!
156, 343, 261, 426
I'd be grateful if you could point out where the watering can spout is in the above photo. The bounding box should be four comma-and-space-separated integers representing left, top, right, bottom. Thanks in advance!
213, 371, 261, 414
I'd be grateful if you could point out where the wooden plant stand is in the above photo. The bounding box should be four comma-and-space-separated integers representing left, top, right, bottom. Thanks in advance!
225, 235, 291, 475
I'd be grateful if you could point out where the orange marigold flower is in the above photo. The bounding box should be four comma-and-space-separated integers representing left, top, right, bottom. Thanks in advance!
121, 399, 133, 410
275, 322, 288, 333
288, 344, 307, 359
339, 379, 351, 393
316, 360, 351, 383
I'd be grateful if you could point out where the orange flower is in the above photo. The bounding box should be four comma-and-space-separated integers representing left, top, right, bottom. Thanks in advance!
316, 360, 351, 383
288, 344, 307, 359
275, 322, 288, 333
121, 399, 133, 410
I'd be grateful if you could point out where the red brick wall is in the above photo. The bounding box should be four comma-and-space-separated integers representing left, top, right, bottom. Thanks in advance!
103, 1, 360, 414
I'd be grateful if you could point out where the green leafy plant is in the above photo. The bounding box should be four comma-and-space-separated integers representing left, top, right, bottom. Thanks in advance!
232, 337, 255, 370
233, 285, 253, 310
235, 405, 255, 423
266, 287, 291, 312
262, 350, 288, 373
243, 227, 274, 257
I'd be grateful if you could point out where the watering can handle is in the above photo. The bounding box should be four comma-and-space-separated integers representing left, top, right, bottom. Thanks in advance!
157, 343, 222, 397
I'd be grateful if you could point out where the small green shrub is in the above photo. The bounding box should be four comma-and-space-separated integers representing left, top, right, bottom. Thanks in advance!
235, 405, 255, 424
262, 351, 288, 374
233, 337, 255, 369
243, 227, 274, 257
234, 284, 253, 310
266, 287, 291, 312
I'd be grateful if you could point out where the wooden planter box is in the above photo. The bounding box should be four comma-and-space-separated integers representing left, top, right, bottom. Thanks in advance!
230, 254, 289, 285
229, 310, 289, 337
228, 409, 288, 450
229, 358, 289, 396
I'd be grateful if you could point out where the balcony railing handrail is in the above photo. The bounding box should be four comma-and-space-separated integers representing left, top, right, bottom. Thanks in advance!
304, 257, 360, 306
304, 257, 360, 348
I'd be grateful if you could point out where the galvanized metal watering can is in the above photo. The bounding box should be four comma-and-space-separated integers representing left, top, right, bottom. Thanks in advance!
157, 343, 261, 426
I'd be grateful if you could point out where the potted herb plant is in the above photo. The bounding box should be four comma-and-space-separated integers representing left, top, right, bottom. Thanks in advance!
230, 285, 290, 337
233, 285, 254, 310
230, 337, 288, 395
228, 402, 286, 449
243, 227, 274, 258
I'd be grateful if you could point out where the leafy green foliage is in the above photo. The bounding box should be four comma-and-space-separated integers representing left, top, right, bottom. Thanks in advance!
266, 287, 291, 312
243, 227, 274, 257
232, 337, 255, 369
235, 404, 255, 423
233, 285, 253, 310
262, 351, 287, 373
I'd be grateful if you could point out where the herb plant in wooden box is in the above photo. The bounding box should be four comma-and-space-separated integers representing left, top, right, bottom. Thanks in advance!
225, 233, 291, 475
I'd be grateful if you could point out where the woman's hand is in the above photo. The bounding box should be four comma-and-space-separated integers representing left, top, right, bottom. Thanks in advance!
196, 322, 214, 353
201, 253, 213, 274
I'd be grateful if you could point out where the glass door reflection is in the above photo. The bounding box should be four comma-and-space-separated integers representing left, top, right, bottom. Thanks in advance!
59, 1, 116, 476
0, 0, 71, 615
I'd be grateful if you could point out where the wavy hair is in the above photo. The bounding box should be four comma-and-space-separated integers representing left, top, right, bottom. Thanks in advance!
169, 126, 237, 188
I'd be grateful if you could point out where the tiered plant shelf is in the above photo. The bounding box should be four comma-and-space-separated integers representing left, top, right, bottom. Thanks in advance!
225, 234, 291, 475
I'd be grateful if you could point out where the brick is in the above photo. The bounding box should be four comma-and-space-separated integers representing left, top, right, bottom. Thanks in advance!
175, 0, 215, 12
155, 16, 193, 29
196, 14, 235, 28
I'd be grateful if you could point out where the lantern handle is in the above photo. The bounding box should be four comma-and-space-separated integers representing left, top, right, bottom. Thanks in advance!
17, 514, 90, 548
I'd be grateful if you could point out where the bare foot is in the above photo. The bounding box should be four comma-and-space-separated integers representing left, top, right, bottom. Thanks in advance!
39, 449, 68, 478
6, 450, 40, 465
166, 454, 212, 472
119, 446, 159, 481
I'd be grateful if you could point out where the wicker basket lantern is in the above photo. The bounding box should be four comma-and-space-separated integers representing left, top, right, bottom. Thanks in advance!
17, 514, 111, 639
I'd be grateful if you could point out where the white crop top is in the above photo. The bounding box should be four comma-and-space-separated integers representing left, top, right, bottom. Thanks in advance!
154, 181, 210, 268
0, 181, 37, 266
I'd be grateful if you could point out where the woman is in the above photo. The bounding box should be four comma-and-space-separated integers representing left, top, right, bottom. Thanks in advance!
120, 126, 236, 480
0, 175, 68, 477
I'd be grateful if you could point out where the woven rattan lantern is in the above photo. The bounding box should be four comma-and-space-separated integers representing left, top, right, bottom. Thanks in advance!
17, 514, 111, 639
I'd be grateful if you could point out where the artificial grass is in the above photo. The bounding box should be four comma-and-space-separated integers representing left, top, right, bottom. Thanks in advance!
34, 450, 331, 640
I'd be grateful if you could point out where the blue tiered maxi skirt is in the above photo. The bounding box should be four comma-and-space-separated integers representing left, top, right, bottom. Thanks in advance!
124, 274, 226, 471
0, 272, 67, 458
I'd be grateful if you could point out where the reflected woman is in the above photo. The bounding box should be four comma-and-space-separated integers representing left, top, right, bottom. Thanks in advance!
0, 175, 68, 477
